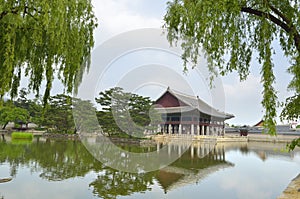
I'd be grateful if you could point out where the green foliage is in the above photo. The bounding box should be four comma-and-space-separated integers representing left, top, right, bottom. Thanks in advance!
95, 87, 155, 137
14, 88, 44, 126
11, 132, 33, 140
280, 95, 300, 121
72, 98, 99, 133
2, 90, 97, 134
164, 0, 300, 137
0, 139, 104, 180
0, 0, 97, 103
0, 139, 158, 195
42, 94, 75, 133
0, 101, 29, 129
90, 170, 155, 199
287, 137, 300, 151
11, 139, 33, 145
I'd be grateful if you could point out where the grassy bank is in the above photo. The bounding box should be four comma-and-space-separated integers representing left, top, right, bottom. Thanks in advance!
11, 132, 33, 140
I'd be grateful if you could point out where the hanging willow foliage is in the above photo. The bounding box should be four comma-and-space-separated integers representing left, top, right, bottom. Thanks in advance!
0, 0, 97, 104
164, 0, 300, 135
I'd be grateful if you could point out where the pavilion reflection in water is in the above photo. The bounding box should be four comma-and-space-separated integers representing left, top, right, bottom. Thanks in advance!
154, 142, 234, 193
84, 136, 234, 194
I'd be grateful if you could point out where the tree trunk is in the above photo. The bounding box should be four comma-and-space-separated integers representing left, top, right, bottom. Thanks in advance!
2, 122, 8, 130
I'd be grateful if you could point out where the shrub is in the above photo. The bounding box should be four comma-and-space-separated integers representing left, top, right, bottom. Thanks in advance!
11, 132, 33, 140
11, 139, 33, 145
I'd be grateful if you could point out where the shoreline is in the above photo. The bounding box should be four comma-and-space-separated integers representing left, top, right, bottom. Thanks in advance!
151, 133, 299, 144
2, 131, 299, 145
278, 174, 300, 199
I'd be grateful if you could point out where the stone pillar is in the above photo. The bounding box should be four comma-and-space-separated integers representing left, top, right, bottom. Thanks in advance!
201, 125, 205, 135
206, 126, 209, 135
157, 124, 161, 133
179, 124, 182, 135
168, 124, 172, 135
197, 125, 200, 136
191, 124, 194, 136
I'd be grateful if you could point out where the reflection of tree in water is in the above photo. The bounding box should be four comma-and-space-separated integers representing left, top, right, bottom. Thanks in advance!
0, 139, 233, 198
0, 139, 104, 181
88, 144, 231, 198
34, 140, 104, 181
0, 142, 26, 177
89, 170, 156, 199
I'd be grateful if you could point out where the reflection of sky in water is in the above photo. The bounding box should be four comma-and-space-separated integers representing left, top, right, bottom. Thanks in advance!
1, 143, 299, 199
0, 168, 99, 199
121, 151, 300, 199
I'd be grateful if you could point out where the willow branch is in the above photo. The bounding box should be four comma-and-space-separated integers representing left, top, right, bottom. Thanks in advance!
241, 7, 300, 53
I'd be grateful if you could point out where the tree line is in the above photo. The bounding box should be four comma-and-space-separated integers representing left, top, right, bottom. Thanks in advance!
0, 87, 158, 136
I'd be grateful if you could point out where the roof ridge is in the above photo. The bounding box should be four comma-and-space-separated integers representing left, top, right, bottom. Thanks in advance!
168, 87, 211, 107
168, 88, 198, 100
162, 87, 234, 119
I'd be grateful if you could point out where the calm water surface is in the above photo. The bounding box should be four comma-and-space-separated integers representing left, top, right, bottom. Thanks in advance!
0, 137, 299, 199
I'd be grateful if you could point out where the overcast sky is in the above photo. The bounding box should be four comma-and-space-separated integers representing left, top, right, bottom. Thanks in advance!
85, 0, 295, 126
86, 0, 296, 126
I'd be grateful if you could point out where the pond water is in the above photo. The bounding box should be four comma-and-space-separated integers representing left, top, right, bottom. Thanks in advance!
0, 136, 299, 199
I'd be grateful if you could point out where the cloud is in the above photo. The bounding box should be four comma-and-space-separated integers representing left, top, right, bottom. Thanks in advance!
220, 171, 272, 199
224, 74, 262, 101
222, 73, 264, 125
92, 0, 164, 45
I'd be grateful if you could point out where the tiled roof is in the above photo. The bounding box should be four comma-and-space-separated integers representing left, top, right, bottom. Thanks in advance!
155, 87, 234, 119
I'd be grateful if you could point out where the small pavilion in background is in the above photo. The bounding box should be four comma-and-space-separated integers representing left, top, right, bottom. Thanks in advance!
153, 87, 234, 136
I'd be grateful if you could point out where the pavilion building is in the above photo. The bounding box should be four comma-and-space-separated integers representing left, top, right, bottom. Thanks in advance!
154, 88, 234, 136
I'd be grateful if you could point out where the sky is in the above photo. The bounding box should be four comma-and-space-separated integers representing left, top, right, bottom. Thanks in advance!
84, 0, 294, 126
16, 0, 292, 126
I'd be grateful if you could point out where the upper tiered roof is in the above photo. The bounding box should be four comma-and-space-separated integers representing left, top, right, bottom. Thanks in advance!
155, 87, 234, 119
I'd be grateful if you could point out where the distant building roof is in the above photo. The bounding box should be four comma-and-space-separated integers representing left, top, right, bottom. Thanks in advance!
254, 120, 264, 127
154, 87, 234, 119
